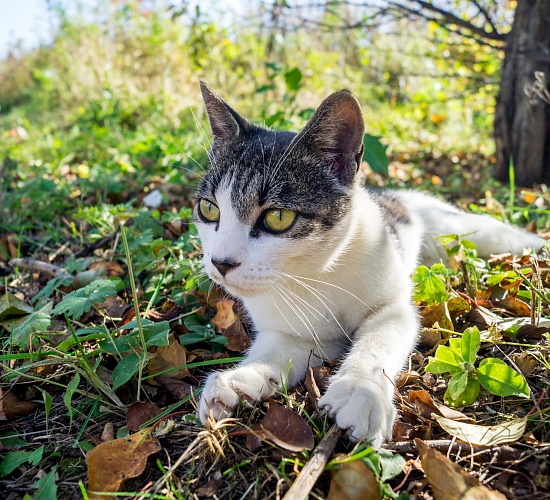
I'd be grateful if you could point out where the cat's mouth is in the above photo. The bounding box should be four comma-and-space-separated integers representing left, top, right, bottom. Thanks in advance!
209, 272, 270, 298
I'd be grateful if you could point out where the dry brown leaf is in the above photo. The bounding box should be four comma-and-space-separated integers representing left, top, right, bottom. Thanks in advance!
409, 390, 473, 423
126, 401, 162, 432
101, 423, 115, 442
155, 375, 195, 400
1, 391, 37, 419
512, 351, 538, 377
514, 324, 549, 341
415, 438, 506, 500
223, 318, 250, 352
305, 367, 321, 407
211, 299, 237, 331
493, 297, 531, 317
147, 333, 188, 379
395, 371, 421, 388
87, 427, 161, 499
0, 388, 5, 420
434, 415, 527, 446
254, 398, 314, 452
327, 459, 381, 500
421, 301, 454, 330
393, 421, 416, 441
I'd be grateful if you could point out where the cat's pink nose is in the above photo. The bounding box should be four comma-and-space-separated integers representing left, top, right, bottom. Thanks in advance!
211, 258, 241, 277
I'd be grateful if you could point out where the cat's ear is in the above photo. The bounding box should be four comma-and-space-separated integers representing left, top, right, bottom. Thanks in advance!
200, 81, 251, 142
296, 89, 365, 186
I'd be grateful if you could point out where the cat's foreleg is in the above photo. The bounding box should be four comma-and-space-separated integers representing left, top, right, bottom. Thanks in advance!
318, 299, 418, 447
199, 331, 314, 423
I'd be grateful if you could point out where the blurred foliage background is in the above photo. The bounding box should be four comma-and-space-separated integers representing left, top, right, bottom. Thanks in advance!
0, 0, 528, 237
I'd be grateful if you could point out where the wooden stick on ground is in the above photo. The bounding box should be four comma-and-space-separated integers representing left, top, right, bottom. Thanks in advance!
282, 424, 342, 500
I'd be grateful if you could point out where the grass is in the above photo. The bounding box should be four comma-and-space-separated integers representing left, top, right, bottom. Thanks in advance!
1, 3, 550, 499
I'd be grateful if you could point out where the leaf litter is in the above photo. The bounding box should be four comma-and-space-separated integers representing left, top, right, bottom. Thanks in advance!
1, 173, 549, 499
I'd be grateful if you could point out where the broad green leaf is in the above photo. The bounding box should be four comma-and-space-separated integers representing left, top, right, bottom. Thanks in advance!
52, 279, 117, 319
461, 327, 480, 363
7, 308, 52, 348
99, 334, 139, 355
448, 338, 462, 357
284, 67, 303, 91
112, 353, 142, 390
434, 415, 527, 445
0, 446, 44, 476
412, 264, 450, 305
0, 292, 33, 318
448, 371, 469, 400
362, 133, 389, 175
33, 467, 58, 500
444, 375, 480, 407
476, 358, 530, 397
64, 374, 81, 431
143, 321, 171, 347
377, 449, 406, 481
425, 345, 462, 375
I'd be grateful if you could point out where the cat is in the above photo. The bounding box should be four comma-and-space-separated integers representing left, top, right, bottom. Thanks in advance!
193, 82, 543, 447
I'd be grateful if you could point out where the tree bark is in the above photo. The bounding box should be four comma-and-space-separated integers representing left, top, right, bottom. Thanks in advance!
494, 0, 550, 186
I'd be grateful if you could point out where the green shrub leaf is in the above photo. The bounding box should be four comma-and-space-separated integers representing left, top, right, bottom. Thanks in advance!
52, 279, 118, 319
362, 133, 389, 175
476, 358, 530, 397
412, 264, 450, 305
461, 327, 480, 364
444, 376, 480, 407
448, 371, 469, 400
112, 353, 142, 390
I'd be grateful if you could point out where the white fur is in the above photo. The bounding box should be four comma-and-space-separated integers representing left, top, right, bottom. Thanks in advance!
197, 182, 543, 447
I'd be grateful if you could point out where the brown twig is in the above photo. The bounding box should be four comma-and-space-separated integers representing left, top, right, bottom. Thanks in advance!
282, 424, 342, 500
384, 439, 522, 461
8, 258, 71, 279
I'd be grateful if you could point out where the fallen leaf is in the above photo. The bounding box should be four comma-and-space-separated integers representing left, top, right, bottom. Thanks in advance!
87, 427, 161, 499
211, 299, 237, 331
1, 392, 37, 419
415, 438, 506, 499
393, 421, 416, 441
253, 399, 314, 452
223, 318, 250, 352
195, 470, 223, 497
493, 297, 531, 317
434, 415, 527, 446
409, 390, 473, 422
512, 351, 538, 377
395, 371, 421, 388
127, 402, 162, 431
327, 459, 381, 500
421, 301, 454, 330
101, 423, 115, 442
0, 292, 33, 319
147, 333, 188, 379
155, 375, 195, 399
305, 367, 321, 407
514, 324, 549, 341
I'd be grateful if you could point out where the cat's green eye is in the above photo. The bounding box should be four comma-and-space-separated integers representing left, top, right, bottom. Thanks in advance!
199, 199, 220, 222
264, 209, 297, 233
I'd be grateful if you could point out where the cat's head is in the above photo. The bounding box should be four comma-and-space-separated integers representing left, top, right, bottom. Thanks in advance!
194, 82, 365, 298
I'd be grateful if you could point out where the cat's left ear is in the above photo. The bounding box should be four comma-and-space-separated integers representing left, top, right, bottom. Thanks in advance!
200, 81, 252, 142
295, 89, 364, 186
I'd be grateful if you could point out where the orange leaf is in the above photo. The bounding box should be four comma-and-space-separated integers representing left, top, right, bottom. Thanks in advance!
87, 427, 161, 499
148, 333, 188, 379
211, 299, 237, 331
415, 439, 506, 499
327, 459, 381, 500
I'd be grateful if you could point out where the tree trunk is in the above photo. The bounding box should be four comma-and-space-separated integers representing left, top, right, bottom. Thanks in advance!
494, 0, 550, 186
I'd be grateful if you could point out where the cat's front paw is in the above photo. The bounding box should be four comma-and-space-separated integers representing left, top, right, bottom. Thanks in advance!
318, 375, 395, 448
199, 366, 280, 424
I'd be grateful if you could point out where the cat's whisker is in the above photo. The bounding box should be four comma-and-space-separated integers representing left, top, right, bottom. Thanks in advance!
275, 271, 352, 342
284, 273, 373, 311
191, 107, 213, 151
272, 282, 326, 356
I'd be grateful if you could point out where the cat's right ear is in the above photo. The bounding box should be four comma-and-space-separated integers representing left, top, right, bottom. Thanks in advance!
200, 81, 251, 142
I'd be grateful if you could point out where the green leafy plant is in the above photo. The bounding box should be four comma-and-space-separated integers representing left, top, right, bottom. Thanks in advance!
412, 263, 451, 306
426, 327, 531, 406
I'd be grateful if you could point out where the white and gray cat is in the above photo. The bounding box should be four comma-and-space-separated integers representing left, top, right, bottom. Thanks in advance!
194, 82, 543, 447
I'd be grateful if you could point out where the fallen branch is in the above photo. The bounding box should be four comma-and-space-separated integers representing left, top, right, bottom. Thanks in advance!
8, 258, 71, 279
282, 424, 342, 500
384, 439, 522, 461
